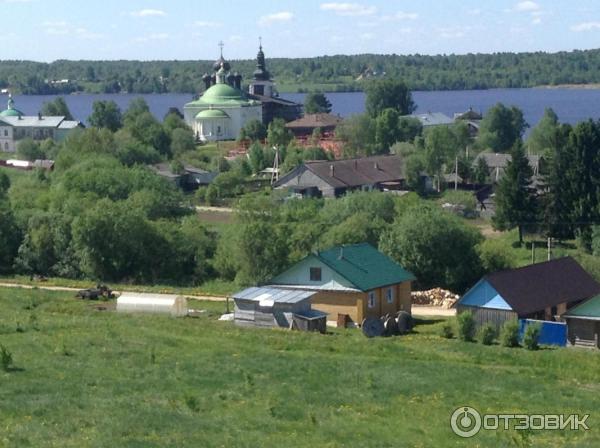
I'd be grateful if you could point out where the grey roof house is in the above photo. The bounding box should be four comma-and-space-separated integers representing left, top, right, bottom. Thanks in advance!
273, 154, 406, 198
474, 152, 540, 182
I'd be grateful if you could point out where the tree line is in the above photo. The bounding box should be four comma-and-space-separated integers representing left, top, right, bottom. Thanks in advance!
3, 48, 600, 94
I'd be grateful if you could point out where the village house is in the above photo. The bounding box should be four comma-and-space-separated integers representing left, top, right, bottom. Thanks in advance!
269, 243, 415, 326
284, 113, 343, 138
0, 95, 82, 152
273, 154, 406, 198
474, 152, 541, 183
455, 257, 600, 329
563, 295, 600, 348
410, 112, 454, 128
150, 163, 217, 191
454, 107, 483, 137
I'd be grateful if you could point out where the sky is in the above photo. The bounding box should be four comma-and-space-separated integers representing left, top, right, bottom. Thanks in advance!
3, 0, 600, 61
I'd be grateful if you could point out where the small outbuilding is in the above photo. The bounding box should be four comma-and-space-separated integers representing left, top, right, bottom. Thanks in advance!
563, 295, 600, 348
232, 287, 327, 332
455, 257, 600, 329
116, 293, 188, 317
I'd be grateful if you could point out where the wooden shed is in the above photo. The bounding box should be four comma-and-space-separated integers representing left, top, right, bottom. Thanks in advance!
455, 257, 600, 329
563, 295, 600, 348
233, 287, 327, 332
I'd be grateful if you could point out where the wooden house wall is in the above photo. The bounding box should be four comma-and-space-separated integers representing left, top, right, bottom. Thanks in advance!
312, 291, 365, 324
566, 319, 600, 348
312, 281, 412, 325
277, 167, 336, 197
457, 305, 518, 329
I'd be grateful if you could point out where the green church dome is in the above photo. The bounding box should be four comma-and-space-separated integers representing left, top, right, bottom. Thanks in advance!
196, 109, 230, 119
0, 96, 23, 117
198, 83, 248, 105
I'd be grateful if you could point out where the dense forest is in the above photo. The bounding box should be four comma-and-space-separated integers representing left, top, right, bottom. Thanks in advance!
2, 48, 600, 94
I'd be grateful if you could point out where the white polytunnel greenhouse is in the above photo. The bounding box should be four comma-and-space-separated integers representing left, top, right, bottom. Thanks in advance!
116, 293, 188, 317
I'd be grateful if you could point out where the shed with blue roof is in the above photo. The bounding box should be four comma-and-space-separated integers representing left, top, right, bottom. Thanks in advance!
269, 243, 416, 325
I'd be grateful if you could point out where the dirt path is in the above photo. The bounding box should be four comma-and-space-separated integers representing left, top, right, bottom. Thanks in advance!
0, 282, 227, 302
195, 206, 234, 213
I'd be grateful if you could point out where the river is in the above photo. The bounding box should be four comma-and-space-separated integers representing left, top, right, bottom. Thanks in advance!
4, 88, 600, 130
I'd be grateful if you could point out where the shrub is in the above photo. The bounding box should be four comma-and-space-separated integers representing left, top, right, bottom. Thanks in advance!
0, 345, 13, 371
457, 311, 476, 342
440, 320, 454, 339
523, 322, 542, 350
500, 320, 520, 347
478, 323, 496, 345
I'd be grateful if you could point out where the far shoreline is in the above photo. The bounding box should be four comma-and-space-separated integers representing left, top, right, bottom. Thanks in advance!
4, 83, 600, 96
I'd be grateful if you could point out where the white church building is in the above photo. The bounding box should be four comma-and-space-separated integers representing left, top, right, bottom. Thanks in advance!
184, 49, 262, 142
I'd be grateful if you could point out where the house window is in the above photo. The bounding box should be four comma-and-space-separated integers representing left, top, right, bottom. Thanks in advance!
368, 292, 376, 309
309, 267, 322, 282
3, 129, 7, 137
386, 287, 394, 304
4, 142, 7, 150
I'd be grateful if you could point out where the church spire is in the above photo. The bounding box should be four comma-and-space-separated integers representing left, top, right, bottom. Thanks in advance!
253, 38, 270, 81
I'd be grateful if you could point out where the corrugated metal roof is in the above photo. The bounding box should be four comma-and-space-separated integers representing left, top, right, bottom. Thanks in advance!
563, 294, 600, 319
233, 286, 315, 304
315, 243, 416, 291
0, 115, 65, 128
410, 112, 454, 127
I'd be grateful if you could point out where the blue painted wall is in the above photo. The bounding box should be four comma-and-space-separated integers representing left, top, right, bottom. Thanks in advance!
458, 279, 513, 311
519, 319, 567, 347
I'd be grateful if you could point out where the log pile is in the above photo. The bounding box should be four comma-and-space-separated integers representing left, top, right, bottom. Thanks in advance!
412, 288, 459, 309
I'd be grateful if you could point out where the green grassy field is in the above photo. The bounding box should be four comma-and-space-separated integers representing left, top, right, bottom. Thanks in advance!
0, 287, 598, 447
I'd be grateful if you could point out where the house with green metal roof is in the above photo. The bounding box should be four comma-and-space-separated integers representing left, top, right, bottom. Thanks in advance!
269, 243, 416, 325
183, 50, 261, 142
563, 295, 600, 348
0, 94, 82, 153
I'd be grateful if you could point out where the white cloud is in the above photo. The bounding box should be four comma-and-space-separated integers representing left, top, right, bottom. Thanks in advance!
131, 9, 166, 17
228, 35, 243, 42
394, 11, 418, 20
133, 33, 170, 43
258, 11, 294, 26
532, 17, 542, 25
571, 21, 600, 32
381, 11, 418, 21
438, 26, 471, 39
515, 1, 540, 12
467, 8, 482, 16
360, 32, 374, 40
320, 3, 376, 17
42, 21, 104, 39
194, 20, 222, 28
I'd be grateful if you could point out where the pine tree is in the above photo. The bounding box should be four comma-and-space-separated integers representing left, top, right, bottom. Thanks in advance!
540, 124, 574, 240
492, 142, 537, 244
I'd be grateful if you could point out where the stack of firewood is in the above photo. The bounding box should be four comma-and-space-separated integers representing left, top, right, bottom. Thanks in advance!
411, 288, 459, 309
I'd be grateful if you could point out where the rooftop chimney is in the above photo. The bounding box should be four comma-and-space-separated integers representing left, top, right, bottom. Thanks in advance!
338, 247, 344, 260
329, 164, 335, 177
38, 112, 42, 120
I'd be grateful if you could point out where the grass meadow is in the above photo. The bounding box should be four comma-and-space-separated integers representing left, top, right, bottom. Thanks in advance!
0, 287, 599, 447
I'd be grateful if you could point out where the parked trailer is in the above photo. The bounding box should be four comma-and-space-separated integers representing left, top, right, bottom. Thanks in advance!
116, 293, 188, 317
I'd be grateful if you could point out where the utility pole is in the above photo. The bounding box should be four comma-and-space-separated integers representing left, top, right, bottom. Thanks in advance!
454, 156, 458, 191
547, 237, 552, 261
531, 240, 535, 264
271, 146, 280, 185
